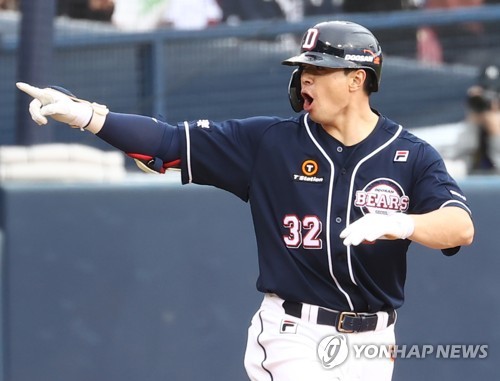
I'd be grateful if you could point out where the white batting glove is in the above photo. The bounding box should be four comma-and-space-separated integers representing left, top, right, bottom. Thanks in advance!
340, 213, 415, 246
16, 82, 108, 134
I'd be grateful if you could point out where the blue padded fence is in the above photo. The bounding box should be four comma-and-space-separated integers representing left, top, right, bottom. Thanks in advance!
0, 176, 498, 381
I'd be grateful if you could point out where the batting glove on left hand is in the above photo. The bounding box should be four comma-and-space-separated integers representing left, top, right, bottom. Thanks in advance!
340, 213, 415, 246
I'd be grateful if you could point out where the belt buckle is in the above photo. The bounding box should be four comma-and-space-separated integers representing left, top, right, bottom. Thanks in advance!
337, 311, 358, 333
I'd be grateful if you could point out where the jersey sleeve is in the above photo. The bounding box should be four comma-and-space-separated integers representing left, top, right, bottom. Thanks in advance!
97, 112, 180, 163
410, 143, 472, 256
178, 117, 280, 201
410, 143, 471, 215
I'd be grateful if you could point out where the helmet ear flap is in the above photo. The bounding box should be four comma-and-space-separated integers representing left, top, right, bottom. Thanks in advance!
288, 68, 304, 112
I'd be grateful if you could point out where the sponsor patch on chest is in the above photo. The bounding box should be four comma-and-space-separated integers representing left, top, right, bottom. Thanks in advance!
293, 159, 324, 183
355, 178, 409, 215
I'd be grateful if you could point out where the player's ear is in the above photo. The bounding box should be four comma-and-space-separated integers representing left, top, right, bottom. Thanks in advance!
348, 69, 366, 92
288, 68, 304, 112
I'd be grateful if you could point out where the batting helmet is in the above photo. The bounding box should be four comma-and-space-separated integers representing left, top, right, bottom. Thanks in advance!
282, 21, 383, 112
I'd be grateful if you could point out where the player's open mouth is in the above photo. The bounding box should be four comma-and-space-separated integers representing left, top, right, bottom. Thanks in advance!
302, 92, 314, 109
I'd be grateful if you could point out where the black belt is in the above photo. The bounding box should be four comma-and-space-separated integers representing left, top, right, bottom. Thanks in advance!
282, 300, 396, 333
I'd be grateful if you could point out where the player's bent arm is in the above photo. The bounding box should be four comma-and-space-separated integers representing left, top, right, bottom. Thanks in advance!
340, 207, 474, 248
408, 206, 474, 249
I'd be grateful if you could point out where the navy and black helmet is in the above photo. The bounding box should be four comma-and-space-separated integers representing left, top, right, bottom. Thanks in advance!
283, 21, 383, 91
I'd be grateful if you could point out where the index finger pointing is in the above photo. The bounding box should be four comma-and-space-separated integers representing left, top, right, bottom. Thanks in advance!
16, 82, 45, 100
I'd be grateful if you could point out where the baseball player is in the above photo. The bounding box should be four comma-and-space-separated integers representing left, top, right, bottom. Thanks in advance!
17, 21, 474, 381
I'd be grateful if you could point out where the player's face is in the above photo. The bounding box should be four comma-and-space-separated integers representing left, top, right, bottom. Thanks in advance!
300, 65, 353, 123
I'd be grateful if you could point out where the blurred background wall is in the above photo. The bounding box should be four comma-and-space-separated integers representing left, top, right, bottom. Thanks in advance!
1, 178, 499, 381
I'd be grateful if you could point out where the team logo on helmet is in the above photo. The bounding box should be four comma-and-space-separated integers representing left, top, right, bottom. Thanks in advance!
354, 178, 409, 215
302, 28, 319, 50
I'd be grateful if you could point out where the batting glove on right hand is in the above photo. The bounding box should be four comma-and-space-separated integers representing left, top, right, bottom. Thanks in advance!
339, 213, 415, 246
16, 82, 108, 133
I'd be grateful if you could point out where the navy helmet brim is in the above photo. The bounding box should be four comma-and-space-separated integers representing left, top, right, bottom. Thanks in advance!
282, 51, 360, 69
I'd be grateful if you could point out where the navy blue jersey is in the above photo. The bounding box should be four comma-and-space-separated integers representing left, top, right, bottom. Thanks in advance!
178, 113, 471, 312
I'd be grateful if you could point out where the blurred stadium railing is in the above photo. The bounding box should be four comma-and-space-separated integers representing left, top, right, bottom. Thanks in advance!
2, 5, 500, 147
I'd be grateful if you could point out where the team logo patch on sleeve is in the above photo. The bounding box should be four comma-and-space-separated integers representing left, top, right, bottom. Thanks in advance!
196, 119, 211, 129
393, 150, 409, 162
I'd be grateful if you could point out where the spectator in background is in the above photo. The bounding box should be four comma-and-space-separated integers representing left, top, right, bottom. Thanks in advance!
342, 0, 420, 58
303, 0, 342, 16
218, 0, 324, 25
161, 0, 222, 30
416, 0, 487, 65
218, 0, 284, 24
57, 0, 114, 21
0, 0, 18, 10
112, 0, 222, 31
275, 0, 304, 21
342, 0, 407, 12
88, 0, 114, 15
451, 64, 500, 174
111, 0, 168, 31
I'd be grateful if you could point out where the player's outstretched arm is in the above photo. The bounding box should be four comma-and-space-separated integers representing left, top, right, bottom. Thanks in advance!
16, 82, 180, 173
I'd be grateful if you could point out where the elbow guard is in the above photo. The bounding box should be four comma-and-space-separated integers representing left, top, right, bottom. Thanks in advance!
127, 153, 180, 174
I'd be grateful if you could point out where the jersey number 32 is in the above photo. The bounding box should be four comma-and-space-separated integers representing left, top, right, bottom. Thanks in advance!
283, 215, 323, 249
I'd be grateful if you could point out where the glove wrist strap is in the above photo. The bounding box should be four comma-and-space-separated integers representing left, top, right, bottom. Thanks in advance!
83, 102, 109, 134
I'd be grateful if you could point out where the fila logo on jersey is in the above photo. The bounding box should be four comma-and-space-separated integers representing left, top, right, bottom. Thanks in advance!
394, 150, 409, 162
293, 159, 324, 183
355, 178, 409, 215
280, 319, 298, 334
